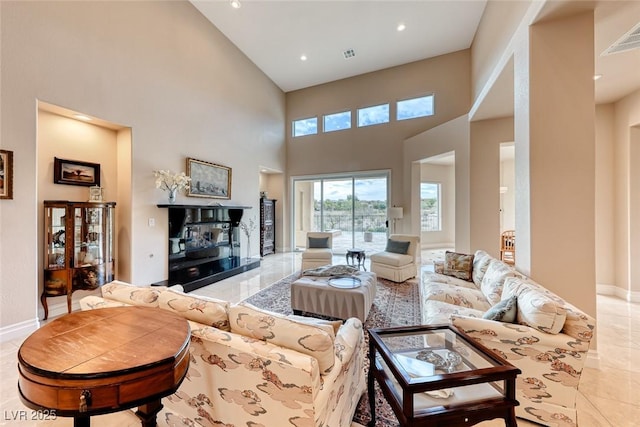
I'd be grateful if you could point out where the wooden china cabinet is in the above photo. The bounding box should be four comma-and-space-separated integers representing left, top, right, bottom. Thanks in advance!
260, 198, 276, 257
42, 200, 115, 319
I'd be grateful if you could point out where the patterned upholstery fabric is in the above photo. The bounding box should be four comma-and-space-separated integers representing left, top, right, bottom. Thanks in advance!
443, 251, 474, 281
421, 282, 491, 311
422, 270, 479, 289
421, 253, 596, 427
503, 277, 567, 334
158, 288, 230, 331
101, 280, 165, 307
472, 249, 494, 286
480, 259, 522, 305
229, 302, 336, 374
80, 281, 367, 427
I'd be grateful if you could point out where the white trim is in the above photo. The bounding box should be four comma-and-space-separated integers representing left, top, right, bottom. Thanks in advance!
585, 349, 600, 370
597, 284, 640, 302
0, 318, 38, 343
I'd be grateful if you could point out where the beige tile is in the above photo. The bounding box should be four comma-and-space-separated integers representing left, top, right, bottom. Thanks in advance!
582, 394, 640, 427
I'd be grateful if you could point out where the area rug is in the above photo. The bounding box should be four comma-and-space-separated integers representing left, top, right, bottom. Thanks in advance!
243, 271, 421, 427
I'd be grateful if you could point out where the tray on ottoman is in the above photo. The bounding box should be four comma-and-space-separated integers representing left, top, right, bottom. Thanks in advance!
291, 271, 377, 322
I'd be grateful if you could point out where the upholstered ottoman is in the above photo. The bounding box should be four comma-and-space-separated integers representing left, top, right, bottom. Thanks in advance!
291, 271, 377, 322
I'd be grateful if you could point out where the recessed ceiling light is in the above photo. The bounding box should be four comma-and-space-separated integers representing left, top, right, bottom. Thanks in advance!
74, 114, 92, 121
593, 74, 603, 81
230, 0, 241, 9
397, 23, 406, 32
300, 55, 307, 61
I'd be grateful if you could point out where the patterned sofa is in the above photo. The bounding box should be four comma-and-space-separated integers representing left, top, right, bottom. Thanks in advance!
80, 281, 366, 427
421, 250, 595, 427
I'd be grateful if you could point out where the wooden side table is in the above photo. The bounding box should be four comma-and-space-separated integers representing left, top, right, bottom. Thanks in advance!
18, 306, 190, 427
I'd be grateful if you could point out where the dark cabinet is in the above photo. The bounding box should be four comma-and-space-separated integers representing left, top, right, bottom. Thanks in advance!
260, 198, 276, 257
42, 201, 116, 319
156, 204, 260, 292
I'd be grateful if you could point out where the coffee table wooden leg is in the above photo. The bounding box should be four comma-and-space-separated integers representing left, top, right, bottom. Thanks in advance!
136, 399, 163, 427
367, 340, 376, 427
74, 415, 90, 427
505, 408, 517, 427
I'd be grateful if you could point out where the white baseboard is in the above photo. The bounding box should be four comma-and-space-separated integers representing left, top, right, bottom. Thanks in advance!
585, 348, 600, 369
0, 318, 39, 343
421, 243, 454, 250
0, 300, 81, 343
596, 284, 640, 302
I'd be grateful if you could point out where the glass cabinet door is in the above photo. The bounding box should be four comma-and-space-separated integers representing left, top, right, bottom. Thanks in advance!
72, 204, 114, 290
44, 203, 69, 296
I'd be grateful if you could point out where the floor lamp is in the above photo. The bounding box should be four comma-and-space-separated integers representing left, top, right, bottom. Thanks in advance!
389, 207, 403, 234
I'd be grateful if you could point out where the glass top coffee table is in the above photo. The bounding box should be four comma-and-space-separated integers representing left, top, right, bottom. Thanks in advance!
367, 324, 520, 427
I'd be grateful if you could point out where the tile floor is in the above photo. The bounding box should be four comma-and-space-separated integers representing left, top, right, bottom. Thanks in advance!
1, 250, 638, 426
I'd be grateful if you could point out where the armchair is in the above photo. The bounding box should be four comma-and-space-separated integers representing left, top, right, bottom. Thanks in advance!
370, 234, 420, 282
301, 231, 334, 271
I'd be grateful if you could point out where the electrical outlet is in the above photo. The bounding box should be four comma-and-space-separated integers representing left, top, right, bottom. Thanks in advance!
148, 218, 155, 227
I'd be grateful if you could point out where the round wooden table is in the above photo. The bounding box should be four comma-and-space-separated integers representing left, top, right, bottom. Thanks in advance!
18, 306, 190, 427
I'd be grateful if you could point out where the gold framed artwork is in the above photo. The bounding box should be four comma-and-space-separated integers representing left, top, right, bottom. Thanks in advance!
0, 150, 13, 200
186, 157, 231, 200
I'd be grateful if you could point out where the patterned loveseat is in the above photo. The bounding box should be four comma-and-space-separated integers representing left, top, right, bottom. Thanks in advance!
421, 250, 595, 427
80, 281, 366, 427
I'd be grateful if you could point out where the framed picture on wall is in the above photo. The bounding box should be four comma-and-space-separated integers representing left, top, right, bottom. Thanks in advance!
54, 157, 101, 187
0, 150, 14, 200
186, 157, 231, 199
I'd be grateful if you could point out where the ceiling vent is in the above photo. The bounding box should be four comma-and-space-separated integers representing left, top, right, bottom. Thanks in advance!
602, 22, 640, 56
343, 49, 356, 59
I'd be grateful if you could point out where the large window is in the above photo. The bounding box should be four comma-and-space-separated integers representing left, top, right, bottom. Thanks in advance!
323, 111, 351, 133
397, 95, 434, 121
421, 182, 441, 231
292, 117, 318, 137
357, 104, 389, 127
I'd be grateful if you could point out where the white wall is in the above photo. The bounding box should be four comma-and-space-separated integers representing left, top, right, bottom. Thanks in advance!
0, 1, 285, 337
500, 156, 515, 232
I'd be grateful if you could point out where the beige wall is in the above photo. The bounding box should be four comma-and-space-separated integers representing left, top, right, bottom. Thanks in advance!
0, 1, 285, 335
612, 89, 640, 299
469, 117, 514, 258
595, 104, 616, 288
500, 154, 515, 232
471, 0, 530, 101
405, 115, 471, 252
285, 50, 472, 247
420, 163, 455, 247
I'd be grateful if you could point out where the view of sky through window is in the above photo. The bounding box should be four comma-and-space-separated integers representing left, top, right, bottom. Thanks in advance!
357, 104, 389, 127
323, 111, 351, 132
293, 117, 318, 137
397, 95, 434, 120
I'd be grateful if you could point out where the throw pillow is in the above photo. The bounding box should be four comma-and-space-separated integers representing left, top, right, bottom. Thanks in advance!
472, 250, 494, 286
386, 239, 410, 255
229, 302, 336, 374
308, 236, 330, 248
502, 277, 567, 334
483, 296, 518, 323
434, 261, 445, 274
480, 260, 521, 305
443, 251, 474, 281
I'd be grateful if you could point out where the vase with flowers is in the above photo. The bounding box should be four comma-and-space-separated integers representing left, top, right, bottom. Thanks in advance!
239, 215, 257, 261
153, 170, 191, 204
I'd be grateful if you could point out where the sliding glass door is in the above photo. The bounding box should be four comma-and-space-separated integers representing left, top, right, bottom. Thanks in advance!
293, 172, 389, 254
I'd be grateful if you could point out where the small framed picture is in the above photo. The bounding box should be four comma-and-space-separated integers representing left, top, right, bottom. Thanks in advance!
0, 150, 13, 200
54, 157, 101, 187
88, 186, 103, 202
